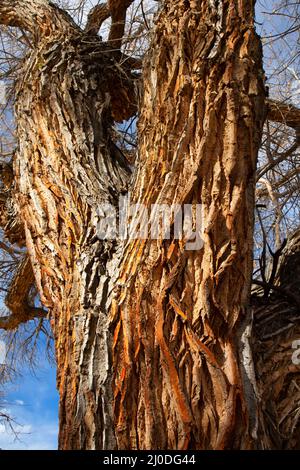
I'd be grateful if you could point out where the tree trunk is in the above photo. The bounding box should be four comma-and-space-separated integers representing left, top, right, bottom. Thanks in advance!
253, 230, 300, 449
110, 1, 266, 450
0, 0, 266, 449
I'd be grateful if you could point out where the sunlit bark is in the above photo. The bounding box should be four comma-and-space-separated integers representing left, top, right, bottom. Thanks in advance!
110, 0, 266, 449
253, 230, 300, 449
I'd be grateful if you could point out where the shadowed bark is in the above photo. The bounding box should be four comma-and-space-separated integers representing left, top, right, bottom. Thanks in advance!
109, 0, 266, 450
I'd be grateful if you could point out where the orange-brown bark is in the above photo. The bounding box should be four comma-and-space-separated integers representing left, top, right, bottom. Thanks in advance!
110, 0, 266, 449
0, 0, 268, 450
253, 230, 300, 449
267, 99, 300, 130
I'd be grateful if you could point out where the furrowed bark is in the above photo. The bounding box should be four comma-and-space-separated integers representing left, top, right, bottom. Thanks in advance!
0, 0, 137, 449
0, 0, 78, 41
110, 0, 266, 449
0, 255, 46, 331
0, 162, 44, 331
0, 0, 267, 450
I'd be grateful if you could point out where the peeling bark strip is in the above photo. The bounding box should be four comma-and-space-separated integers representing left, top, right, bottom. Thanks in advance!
0, 0, 136, 450
0, 0, 266, 450
110, 0, 266, 449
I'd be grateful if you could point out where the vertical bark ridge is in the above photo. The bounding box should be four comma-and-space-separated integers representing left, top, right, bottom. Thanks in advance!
110, 0, 266, 449
0, 0, 267, 450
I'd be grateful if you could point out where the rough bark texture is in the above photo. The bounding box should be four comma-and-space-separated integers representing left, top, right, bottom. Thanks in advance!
0, 0, 136, 449
267, 99, 300, 132
110, 0, 266, 449
0, 0, 268, 450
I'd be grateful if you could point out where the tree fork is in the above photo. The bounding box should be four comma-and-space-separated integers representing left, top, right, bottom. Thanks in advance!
0, 0, 268, 449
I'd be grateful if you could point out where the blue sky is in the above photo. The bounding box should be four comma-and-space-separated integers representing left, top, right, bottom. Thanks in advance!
0, 359, 58, 450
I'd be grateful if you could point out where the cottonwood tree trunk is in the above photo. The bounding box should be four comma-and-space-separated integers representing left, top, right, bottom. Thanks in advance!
111, 2, 266, 450
0, 0, 266, 449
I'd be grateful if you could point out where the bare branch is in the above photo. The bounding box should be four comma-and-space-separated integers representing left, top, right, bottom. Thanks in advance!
84, 0, 136, 48
267, 99, 300, 133
0, 0, 77, 41
0, 307, 46, 331
85, 3, 110, 35
252, 278, 300, 309
256, 168, 300, 198
108, 0, 135, 50
256, 141, 299, 180
0, 241, 19, 259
